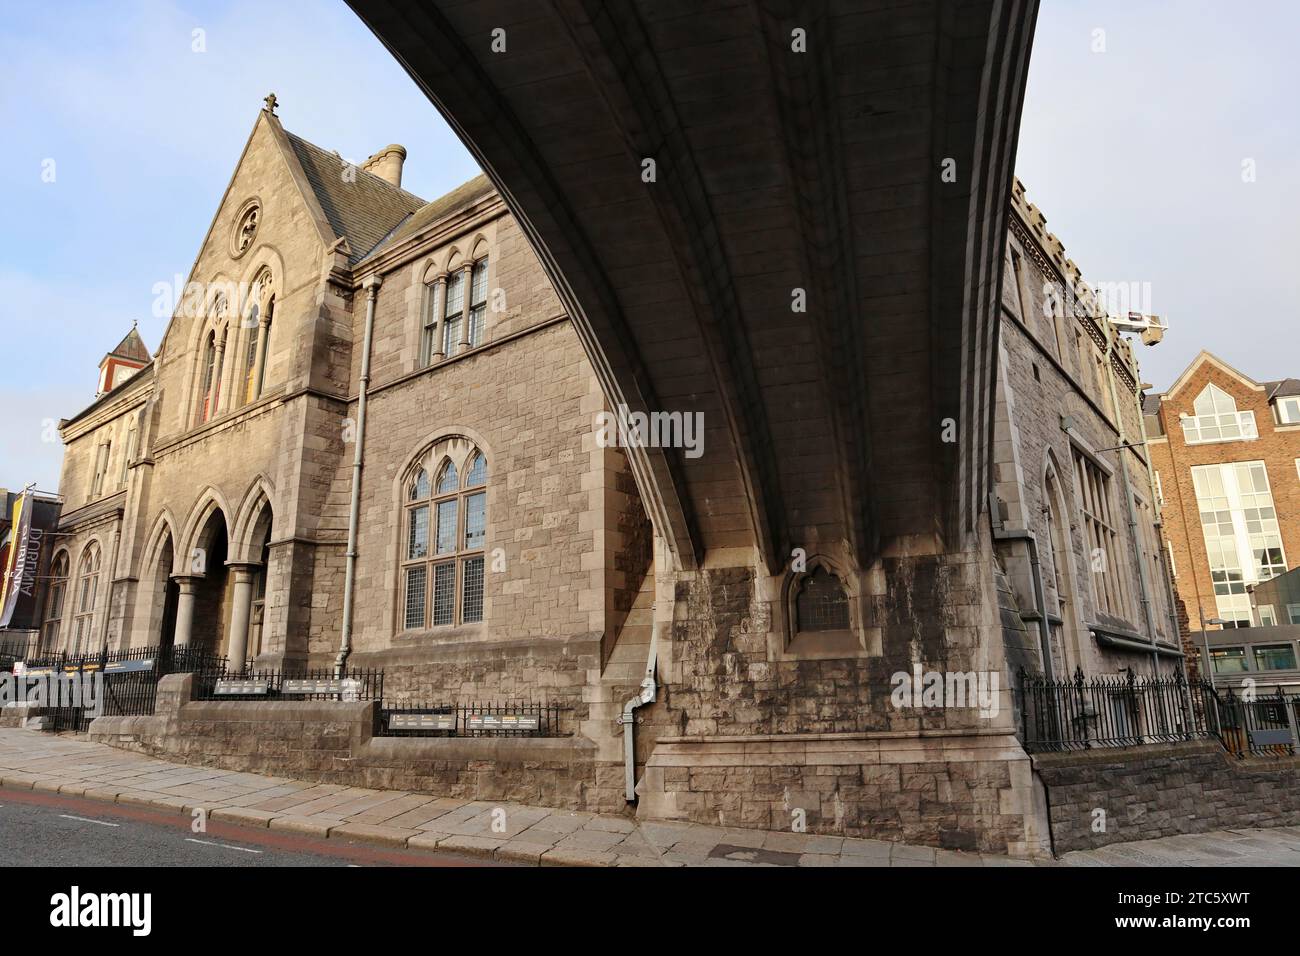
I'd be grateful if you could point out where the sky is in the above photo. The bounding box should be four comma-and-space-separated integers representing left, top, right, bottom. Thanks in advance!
1, 1, 1297, 493
0, 0, 481, 493
1016, 1, 1300, 391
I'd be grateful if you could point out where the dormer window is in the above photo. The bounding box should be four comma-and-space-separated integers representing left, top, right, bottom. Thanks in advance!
1275, 395, 1300, 425
1181, 384, 1257, 444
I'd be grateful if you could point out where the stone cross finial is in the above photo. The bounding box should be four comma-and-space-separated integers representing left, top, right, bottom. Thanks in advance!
264, 92, 278, 114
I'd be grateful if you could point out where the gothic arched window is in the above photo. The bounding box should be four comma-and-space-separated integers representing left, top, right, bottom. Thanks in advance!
43, 551, 69, 653
402, 443, 488, 630
197, 332, 217, 425
71, 543, 101, 655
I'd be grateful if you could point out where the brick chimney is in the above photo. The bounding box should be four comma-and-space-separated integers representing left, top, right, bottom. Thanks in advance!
361, 144, 407, 188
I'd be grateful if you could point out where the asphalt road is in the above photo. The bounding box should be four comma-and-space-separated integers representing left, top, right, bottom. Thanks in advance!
0, 785, 495, 867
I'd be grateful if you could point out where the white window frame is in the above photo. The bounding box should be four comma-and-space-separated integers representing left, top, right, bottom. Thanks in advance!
1181, 384, 1257, 445
1192, 462, 1287, 630
1275, 395, 1300, 425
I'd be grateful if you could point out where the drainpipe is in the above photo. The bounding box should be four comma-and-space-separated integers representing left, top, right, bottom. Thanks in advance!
617, 604, 659, 802
336, 274, 381, 677
1101, 327, 1161, 678
989, 495, 1054, 681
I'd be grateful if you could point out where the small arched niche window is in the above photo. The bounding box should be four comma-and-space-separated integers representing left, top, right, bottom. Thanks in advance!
401, 443, 488, 630
782, 559, 867, 659
794, 566, 850, 632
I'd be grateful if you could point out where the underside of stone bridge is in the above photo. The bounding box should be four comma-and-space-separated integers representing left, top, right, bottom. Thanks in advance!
349, 0, 1038, 577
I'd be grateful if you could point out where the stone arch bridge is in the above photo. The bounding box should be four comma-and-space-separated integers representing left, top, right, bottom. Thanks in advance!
347, 0, 1049, 852
349, 0, 1039, 579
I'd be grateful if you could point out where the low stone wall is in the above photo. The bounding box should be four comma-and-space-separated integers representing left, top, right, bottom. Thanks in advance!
637, 729, 1052, 857
1032, 739, 1300, 853
88, 674, 614, 811
0, 703, 40, 728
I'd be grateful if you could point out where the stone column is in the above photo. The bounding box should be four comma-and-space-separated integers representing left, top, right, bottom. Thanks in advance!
431, 274, 448, 362
172, 575, 199, 648
224, 563, 258, 671
458, 263, 474, 350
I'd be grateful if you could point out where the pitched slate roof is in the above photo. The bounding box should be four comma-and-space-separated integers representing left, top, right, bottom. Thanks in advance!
362, 174, 496, 262
285, 132, 427, 263
1141, 392, 1163, 416
108, 326, 151, 363
1266, 378, 1300, 400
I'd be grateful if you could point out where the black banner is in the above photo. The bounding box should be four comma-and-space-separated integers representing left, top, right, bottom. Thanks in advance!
0, 489, 61, 630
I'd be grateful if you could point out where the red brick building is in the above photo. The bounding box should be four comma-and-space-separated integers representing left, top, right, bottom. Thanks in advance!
1145, 352, 1300, 656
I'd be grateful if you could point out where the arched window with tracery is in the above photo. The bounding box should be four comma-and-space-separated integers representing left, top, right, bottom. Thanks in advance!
243, 300, 261, 401
244, 293, 273, 403
401, 443, 487, 630
42, 551, 69, 652
71, 543, 101, 655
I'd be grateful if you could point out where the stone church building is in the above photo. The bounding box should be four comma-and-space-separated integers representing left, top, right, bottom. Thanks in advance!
34, 101, 1178, 854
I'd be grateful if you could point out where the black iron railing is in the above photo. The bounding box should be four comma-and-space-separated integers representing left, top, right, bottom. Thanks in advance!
1020, 667, 1300, 759
1019, 667, 1205, 752
377, 700, 568, 738
193, 665, 384, 702
1202, 685, 1298, 758
0, 636, 42, 670
12, 645, 232, 732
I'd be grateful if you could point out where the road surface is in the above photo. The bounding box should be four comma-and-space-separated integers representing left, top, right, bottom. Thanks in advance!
0, 785, 499, 867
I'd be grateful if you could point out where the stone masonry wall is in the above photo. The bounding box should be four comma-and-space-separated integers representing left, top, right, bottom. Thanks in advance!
665, 548, 1009, 738
90, 674, 610, 812
995, 225, 1176, 679
1033, 739, 1300, 853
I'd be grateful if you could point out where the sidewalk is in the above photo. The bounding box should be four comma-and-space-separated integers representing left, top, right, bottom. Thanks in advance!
6, 729, 1300, 867
0, 728, 1036, 867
